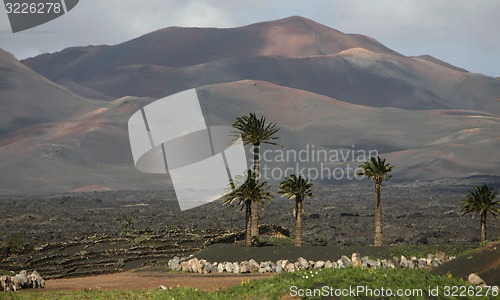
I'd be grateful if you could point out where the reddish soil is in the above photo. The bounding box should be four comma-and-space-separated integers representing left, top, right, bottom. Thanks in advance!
42, 269, 273, 291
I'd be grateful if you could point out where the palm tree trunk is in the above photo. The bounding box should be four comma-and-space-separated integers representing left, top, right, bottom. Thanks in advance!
250, 200, 259, 245
374, 180, 383, 246
295, 200, 303, 247
245, 201, 251, 247
480, 211, 487, 243
253, 145, 260, 182
250, 144, 260, 245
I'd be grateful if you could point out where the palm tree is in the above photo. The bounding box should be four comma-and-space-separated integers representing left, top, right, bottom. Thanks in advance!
358, 156, 394, 246
221, 171, 273, 247
461, 185, 499, 243
232, 113, 280, 243
278, 174, 314, 247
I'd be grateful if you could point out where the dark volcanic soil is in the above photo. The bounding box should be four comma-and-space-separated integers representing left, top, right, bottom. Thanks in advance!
432, 241, 500, 285
0, 177, 499, 279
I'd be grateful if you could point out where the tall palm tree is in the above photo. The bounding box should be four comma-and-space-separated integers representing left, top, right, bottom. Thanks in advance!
232, 113, 280, 244
278, 174, 314, 247
461, 185, 499, 243
358, 156, 394, 246
221, 171, 273, 247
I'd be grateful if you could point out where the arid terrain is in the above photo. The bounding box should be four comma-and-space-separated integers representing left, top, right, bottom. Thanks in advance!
1, 178, 498, 280
1, 17, 500, 195
1, 16, 499, 294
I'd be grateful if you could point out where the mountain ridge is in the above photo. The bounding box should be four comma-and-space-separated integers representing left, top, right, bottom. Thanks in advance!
21, 16, 500, 114
1, 16, 499, 194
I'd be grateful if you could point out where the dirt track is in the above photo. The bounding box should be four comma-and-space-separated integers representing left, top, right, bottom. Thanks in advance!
42, 269, 273, 291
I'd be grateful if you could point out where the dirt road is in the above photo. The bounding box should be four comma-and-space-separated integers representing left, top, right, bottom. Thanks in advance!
44, 269, 273, 291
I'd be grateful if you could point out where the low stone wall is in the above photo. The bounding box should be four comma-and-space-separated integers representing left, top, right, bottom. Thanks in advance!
167, 252, 455, 274
0, 270, 44, 292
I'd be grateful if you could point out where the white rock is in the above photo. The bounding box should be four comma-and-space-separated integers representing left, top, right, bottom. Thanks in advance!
232, 262, 240, 274
314, 260, 325, 269
468, 273, 486, 286
285, 263, 296, 273
298, 257, 309, 269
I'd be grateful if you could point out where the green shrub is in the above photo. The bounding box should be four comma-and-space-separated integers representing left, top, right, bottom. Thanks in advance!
0, 232, 31, 257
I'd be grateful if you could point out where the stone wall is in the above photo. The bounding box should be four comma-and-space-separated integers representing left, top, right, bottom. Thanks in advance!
168, 251, 454, 274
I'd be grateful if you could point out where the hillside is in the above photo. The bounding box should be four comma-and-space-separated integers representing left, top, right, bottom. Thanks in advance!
22, 16, 500, 113
0, 49, 97, 136
0, 79, 499, 194
0, 16, 499, 194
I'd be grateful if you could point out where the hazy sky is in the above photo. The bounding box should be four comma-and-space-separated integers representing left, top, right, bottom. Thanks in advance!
0, 0, 498, 77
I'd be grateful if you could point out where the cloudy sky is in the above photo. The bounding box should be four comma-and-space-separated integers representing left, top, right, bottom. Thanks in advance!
0, 0, 498, 77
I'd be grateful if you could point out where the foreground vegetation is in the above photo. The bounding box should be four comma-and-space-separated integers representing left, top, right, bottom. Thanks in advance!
2, 267, 494, 300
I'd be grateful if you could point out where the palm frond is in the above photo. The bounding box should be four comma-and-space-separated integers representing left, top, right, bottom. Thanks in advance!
461, 185, 499, 217
358, 156, 394, 183
231, 113, 280, 146
220, 170, 273, 211
278, 174, 314, 203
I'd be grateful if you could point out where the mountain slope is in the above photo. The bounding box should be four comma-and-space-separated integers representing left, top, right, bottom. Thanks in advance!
2, 16, 499, 194
1, 80, 498, 194
197, 80, 500, 182
0, 49, 97, 136
24, 16, 398, 81
69, 49, 500, 112
0, 95, 165, 194
22, 16, 500, 114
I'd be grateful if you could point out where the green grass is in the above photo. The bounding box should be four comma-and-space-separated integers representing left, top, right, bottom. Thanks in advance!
258, 235, 294, 245
2, 268, 494, 300
0, 269, 14, 276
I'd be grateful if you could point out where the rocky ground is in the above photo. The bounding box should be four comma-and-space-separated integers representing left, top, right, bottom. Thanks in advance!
0, 177, 498, 279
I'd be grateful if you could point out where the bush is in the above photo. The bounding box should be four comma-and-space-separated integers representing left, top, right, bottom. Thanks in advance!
0, 232, 31, 257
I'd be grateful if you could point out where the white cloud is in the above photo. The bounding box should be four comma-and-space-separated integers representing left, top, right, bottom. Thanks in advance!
173, 1, 235, 28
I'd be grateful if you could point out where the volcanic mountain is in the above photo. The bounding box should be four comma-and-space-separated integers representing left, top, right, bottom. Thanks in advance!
23, 16, 500, 113
0, 49, 97, 136
1, 16, 499, 194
